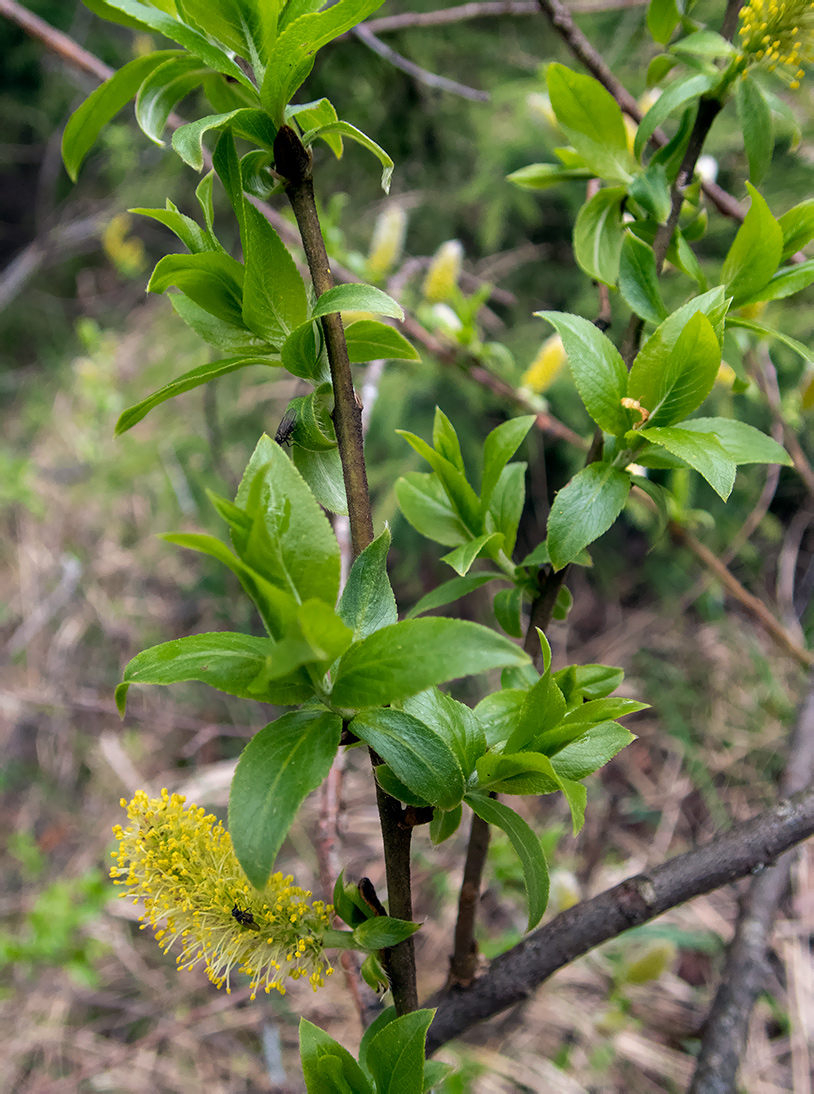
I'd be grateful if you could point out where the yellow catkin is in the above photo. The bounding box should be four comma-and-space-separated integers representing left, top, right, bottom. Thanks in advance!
422, 240, 464, 303
737, 0, 814, 84
110, 790, 333, 999
367, 205, 408, 281
521, 333, 567, 393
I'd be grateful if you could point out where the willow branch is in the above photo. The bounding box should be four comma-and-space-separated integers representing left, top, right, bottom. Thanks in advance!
353, 24, 489, 101
689, 676, 814, 1094
364, 0, 646, 34
427, 784, 814, 1052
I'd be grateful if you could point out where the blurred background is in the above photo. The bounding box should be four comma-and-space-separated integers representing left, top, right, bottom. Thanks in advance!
2, 1, 814, 1090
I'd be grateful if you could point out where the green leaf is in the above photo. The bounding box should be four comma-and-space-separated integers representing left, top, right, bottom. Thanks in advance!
396, 436, 480, 532
260, 0, 385, 124
301, 119, 394, 192
115, 632, 271, 715
493, 586, 523, 637
432, 407, 465, 471
618, 232, 668, 324
293, 446, 348, 515
405, 572, 499, 619
507, 162, 593, 189
628, 163, 672, 223
778, 198, 814, 260
352, 916, 422, 950
505, 668, 567, 753
480, 416, 535, 515
131, 201, 217, 254
115, 356, 272, 434
86, 0, 257, 89
338, 526, 398, 640
536, 312, 629, 435
441, 533, 502, 577
736, 75, 773, 186
135, 55, 209, 144
560, 696, 649, 729
359, 1008, 397, 1077
430, 803, 463, 844
178, 0, 271, 66
395, 473, 469, 547
736, 259, 814, 306
344, 320, 420, 363
282, 321, 328, 381
475, 689, 526, 748
375, 764, 432, 807
402, 687, 486, 775
171, 108, 275, 171
312, 284, 404, 321
287, 97, 342, 155
547, 463, 631, 570
726, 315, 814, 362
720, 182, 783, 306
551, 721, 635, 779
671, 30, 736, 58
229, 709, 341, 888
634, 73, 717, 161
547, 63, 636, 182
675, 417, 792, 465
170, 293, 273, 354
330, 618, 530, 709
299, 1018, 375, 1094
489, 461, 526, 559
647, 0, 680, 44
638, 426, 736, 499
557, 663, 624, 701
366, 1010, 435, 1094
147, 251, 245, 327
573, 187, 626, 286
632, 287, 728, 381
62, 51, 181, 181
465, 793, 549, 929
351, 708, 465, 809
233, 434, 341, 607
628, 311, 721, 428
242, 202, 308, 343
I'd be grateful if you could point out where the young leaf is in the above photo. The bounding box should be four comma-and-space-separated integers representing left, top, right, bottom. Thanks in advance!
312, 284, 404, 321
115, 356, 273, 435
404, 572, 499, 619
628, 311, 721, 428
397, 433, 480, 531
546, 63, 636, 182
632, 287, 728, 381
338, 526, 398, 640
131, 202, 217, 254
402, 687, 487, 775
293, 446, 348, 515
638, 425, 736, 499
229, 709, 342, 888
148, 251, 245, 327
720, 182, 783, 306
352, 916, 422, 950
634, 73, 718, 161
551, 721, 636, 780
778, 197, 814, 259
735, 259, 814, 306
465, 793, 549, 929
481, 416, 536, 514
299, 1019, 375, 1094
441, 533, 502, 577
170, 294, 273, 355
350, 708, 465, 809
573, 187, 626, 286
62, 51, 181, 181
396, 473, 470, 547
628, 163, 672, 223
536, 312, 629, 435
619, 232, 668, 324
433, 407, 465, 472
172, 108, 275, 171
489, 461, 527, 559
474, 688, 527, 748
177, 0, 270, 66
366, 1010, 435, 1094
242, 202, 308, 343
736, 74, 774, 186
301, 119, 394, 192
115, 632, 271, 715
135, 55, 210, 144
344, 319, 420, 363
430, 804, 463, 844
547, 463, 632, 570
505, 669, 567, 753
330, 618, 530, 709
647, 0, 681, 45
674, 417, 792, 466
494, 586, 523, 637
727, 315, 814, 362
507, 162, 593, 189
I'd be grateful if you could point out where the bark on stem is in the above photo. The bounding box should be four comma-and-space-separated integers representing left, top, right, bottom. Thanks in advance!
276, 126, 374, 558
374, 777, 419, 1014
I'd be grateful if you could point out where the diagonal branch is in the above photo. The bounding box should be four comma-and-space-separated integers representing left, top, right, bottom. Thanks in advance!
426, 784, 814, 1053
353, 24, 489, 101
365, 0, 647, 35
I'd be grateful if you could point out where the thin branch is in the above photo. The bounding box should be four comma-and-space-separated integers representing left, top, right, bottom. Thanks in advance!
753, 347, 814, 502
689, 676, 814, 1094
0, 0, 111, 81
449, 804, 494, 985
426, 784, 814, 1053
374, 774, 419, 1014
353, 24, 490, 102
365, 0, 646, 35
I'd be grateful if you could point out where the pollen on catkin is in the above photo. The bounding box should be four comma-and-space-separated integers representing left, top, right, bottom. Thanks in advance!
110, 790, 333, 999
521, 333, 567, 393
422, 240, 464, 303
367, 205, 407, 281
737, 0, 814, 85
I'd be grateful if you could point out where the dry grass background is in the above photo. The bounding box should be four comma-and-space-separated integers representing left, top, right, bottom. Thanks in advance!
2, 302, 814, 1093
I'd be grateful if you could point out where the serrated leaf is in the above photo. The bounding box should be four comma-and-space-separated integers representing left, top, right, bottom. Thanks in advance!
480, 415, 535, 514
536, 312, 629, 435
465, 793, 549, 929
242, 202, 308, 343
352, 916, 421, 950
638, 425, 736, 498
551, 721, 635, 779
299, 1018, 375, 1094
675, 417, 792, 465
547, 463, 631, 570
489, 461, 526, 559
402, 687, 486, 776
574, 187, 625, 286
338, 526, 398, 640
344, 319, 420, 363
351, 708, 465, 809
366, 1009, 435, 1094
148, 251, 245, 326
547, 63, 636, 182
633, 287, 728, 379
405, 572, 499, 619
441, 533, 502, 576
396, 473, 469, 547
292, 446, 348, 515
312, 284, 404, 321
62, 51, 181, 181
721, 182, 783, 306
229, 710, 341, 888
628, 311, 720, 427
331, 618, 530, 709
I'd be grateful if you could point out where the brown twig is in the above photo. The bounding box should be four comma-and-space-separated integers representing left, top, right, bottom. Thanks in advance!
353, 24, 489, 101
688, 677, 814, 1094
364, 0, 647, 35
374, 774, 419, 1014
449, 801, 494, 985
753, 346, 814, 502
426, 783, 814, 1052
